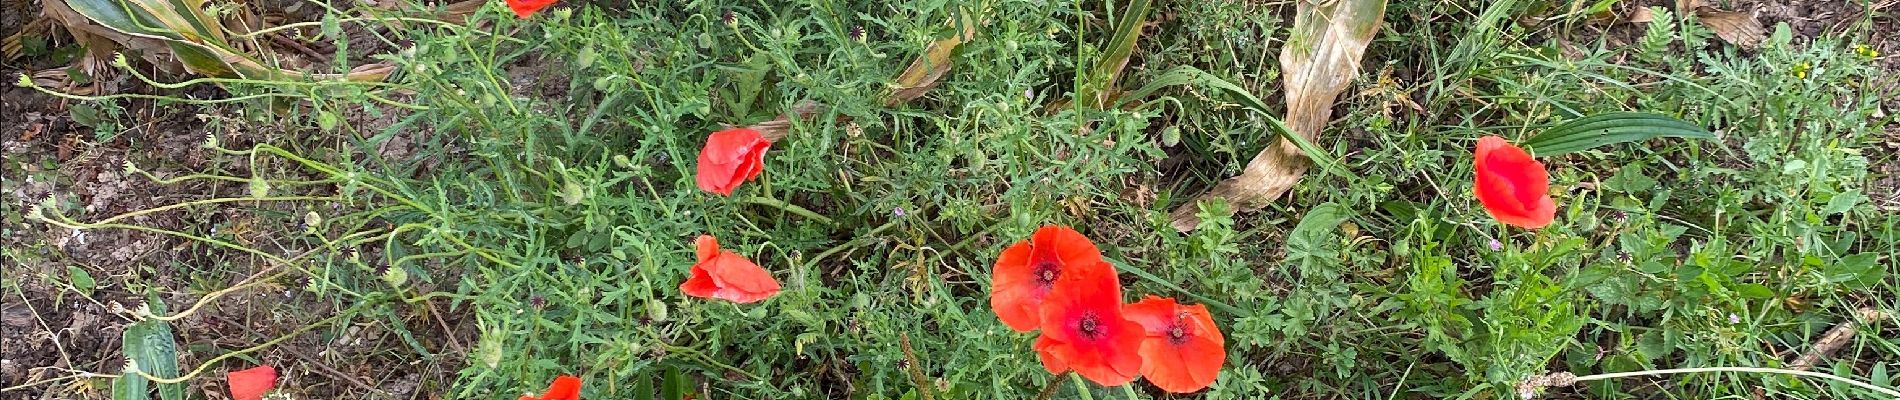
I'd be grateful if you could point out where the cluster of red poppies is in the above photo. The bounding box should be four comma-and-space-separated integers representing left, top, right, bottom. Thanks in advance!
677, 127, 786, 303
989, 226, 1226, 393
518, 128, 782, 399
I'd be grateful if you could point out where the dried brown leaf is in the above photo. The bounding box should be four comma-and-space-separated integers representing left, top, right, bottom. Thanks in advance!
1629, 6, 1654, 23
1696, 7, 1765, 49
744, 100, 829, 142
888, 12, 978, 107
31, 70, 97, 95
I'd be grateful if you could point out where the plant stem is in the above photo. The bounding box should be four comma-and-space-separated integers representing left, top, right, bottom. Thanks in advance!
1071, 372, 1095, 400
741, 196, 836, 226
1033, 372, 1071, 400
1571, 367, 1900, 398
899, 333, 935, 400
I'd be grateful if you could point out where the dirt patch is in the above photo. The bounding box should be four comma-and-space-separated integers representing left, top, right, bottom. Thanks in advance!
0, 68, 467, 399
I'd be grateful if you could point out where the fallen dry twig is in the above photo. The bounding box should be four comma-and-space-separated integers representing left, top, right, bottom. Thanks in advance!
1788, 307, 1892, 371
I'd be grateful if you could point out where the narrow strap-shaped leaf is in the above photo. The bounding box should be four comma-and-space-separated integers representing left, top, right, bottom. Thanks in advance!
1521, 112, 1717, 157
632, 370, 655, 400
661, 366, 687, 400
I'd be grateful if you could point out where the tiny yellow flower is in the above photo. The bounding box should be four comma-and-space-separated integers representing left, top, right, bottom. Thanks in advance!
1853, 44, 1879, 60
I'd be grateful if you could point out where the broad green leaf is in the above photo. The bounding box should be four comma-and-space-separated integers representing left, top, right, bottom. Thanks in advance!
1521, 112, 1717, 157
1823, 253, 1882, 289
67, 266, 96, 296
1733, 283, 1776, 299
115, 298, 181, 400
1821, 190, 1864, 215
112, 360, 148, 400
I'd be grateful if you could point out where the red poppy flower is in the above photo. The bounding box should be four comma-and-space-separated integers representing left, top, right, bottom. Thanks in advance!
1124, 296, 1225, 393
504, 0, 557, 19
1031, 260, 1142, 386
989, 225, 1108, 332
226, 365, 277, 400
695, 128, 772, 196
519, 375, 581, 400
680, 235, 781, 303
1473, 135, 1556, 229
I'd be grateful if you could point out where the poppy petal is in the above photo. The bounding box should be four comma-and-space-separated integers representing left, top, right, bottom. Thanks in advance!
695, 128, 771, 196
1031, 226, 1104, 269
1067, 322, 1143, 386
1473, 136, 1556, 229
679, 263, 720, 299
989, 241, 1041, 331
542, 375, 581, 400
705, 253, 780, 303
680, 236, 781, 303
1034, 261, 1140, 387
1122, 295, 1176, 332
694, 235, 718, 262
1126, 296, 1225, 393
504, 0, 556, 19
226, 365, 277, 400
1033, 335, 1069, 374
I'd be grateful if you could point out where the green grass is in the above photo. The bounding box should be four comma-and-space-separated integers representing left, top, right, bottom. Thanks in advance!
17, 0, 1898, 399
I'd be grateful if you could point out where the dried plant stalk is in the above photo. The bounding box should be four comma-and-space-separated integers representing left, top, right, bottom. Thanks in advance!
1169, 0, 1387, 232
1788, 307, 1892, 371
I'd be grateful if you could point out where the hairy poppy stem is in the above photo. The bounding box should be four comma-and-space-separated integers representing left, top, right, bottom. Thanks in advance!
741, 196, 836, 226
1517, 367, 1900, 398
899, 333, 935, 400
1070, 373, 1096, 400
1033, 372, 1071, 400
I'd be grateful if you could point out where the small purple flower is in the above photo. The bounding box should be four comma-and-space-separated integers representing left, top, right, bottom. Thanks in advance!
892, 206, 906, 217
1728, 313, 1741, 324
1024, 88, 1034, 100
1486, 239, 1503, 251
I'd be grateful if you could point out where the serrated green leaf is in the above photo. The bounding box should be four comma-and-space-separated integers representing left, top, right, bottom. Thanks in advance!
1521, 112, 1717, 157
1286, 203, 1352, 271
316, 110, 339, 130
1603, 166, 1657, 194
